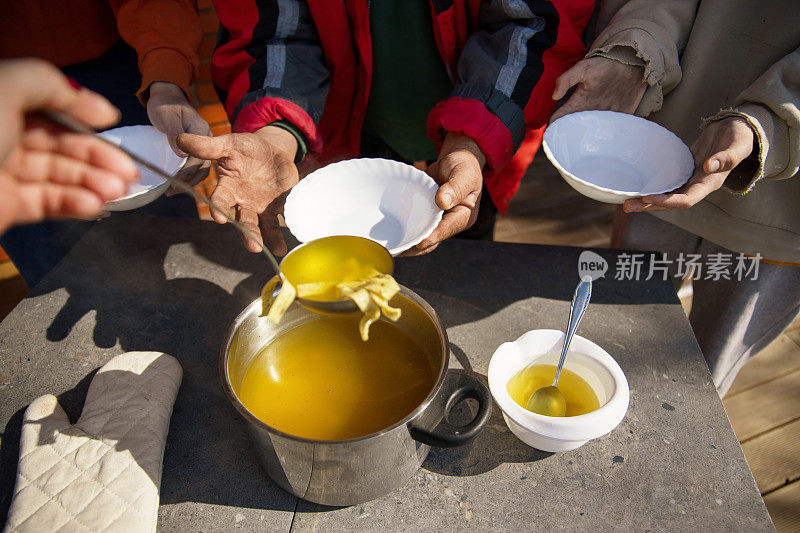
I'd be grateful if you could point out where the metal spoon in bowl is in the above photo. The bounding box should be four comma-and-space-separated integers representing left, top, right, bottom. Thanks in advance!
40, 109, 373, 314
527, 277, 592, 417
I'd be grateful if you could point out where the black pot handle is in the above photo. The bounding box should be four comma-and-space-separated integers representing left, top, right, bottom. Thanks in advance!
409, 369, 492, 448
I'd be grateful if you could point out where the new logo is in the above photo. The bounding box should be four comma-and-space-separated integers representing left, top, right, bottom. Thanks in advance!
578, 251, 608, 281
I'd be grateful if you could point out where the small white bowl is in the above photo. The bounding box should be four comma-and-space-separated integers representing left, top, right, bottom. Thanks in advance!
488, 329, 629, 452
101, 125, 187, 211
543, 110, 694, 204
284, 158, 444, 256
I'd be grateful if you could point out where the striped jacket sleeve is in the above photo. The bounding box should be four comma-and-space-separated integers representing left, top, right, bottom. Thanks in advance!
427, 0, 592, 173
211, 0, 329, 150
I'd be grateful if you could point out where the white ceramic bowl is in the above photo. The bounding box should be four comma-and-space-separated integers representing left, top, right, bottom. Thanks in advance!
543, 110, 694, 204
284, 158, 444, 256
488, 329, 629, 452
100, 125, 187, 211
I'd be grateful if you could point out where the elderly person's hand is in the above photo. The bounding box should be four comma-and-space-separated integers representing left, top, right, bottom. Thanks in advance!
624, 117, 755, 212
400, 133, 485, 256
550, 56, 647, 122
146, 81, 212, 190
0, 59, 139, 234
177, 126, 298, 256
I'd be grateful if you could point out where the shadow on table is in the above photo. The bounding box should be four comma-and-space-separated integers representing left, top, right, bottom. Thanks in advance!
0, 369, 99, 521
422, 368, 553, 477
394, 239, 679, 309
34, 219, 677, 360
1, 217, 299, 517
2, 358, 182, 508
0, 408, 24, 519
2, 216, 680, 519
423, 407, 554, 477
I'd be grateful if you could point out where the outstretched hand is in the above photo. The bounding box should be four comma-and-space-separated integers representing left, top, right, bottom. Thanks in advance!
177, 125, 299, 256
0, 58, 139, 234
624, 117, 755, 212
550, 56, 647, 123
400, 133, 486, 256
146, 81, 212, 190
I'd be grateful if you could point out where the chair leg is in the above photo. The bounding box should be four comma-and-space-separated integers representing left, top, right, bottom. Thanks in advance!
610, 206, 629, 249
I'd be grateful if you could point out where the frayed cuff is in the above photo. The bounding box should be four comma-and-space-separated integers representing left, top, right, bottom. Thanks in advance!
703, 106, 775, 194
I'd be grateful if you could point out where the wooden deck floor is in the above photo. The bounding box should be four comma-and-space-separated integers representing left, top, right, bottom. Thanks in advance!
0, 154, 797, 531
724, 322, 800, 531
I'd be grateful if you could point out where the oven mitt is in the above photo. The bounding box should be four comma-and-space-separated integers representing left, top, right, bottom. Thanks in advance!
3, 351, 182, 533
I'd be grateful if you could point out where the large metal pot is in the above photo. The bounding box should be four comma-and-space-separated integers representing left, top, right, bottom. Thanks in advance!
220, 286, 491, 506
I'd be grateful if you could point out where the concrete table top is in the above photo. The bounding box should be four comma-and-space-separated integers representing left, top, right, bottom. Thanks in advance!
0, 215, 773, 531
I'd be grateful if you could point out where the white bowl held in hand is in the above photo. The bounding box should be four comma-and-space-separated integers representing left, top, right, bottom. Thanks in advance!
488, 329, 629, 452
284, 158, 444, 256
100, 125, 187, 211
543, 110, 694, 204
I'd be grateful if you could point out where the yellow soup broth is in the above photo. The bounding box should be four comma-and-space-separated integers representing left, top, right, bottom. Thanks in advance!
507, 363, 600, 416
280, 236, 394, 302
238, 316, 438, 440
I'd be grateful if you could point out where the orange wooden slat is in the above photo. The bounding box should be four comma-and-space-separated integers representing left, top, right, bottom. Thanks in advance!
196, 103, 229, 125
196, 82, 220, 105
196, 203, 212, 221
0, 262, 28, 322
210, 122, 232, 136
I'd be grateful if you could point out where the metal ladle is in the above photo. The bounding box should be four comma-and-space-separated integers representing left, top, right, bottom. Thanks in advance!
527, 277, 592, 416
41, 110, 373, 314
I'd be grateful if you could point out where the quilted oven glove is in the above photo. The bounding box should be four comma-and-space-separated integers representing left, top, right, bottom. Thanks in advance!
4, 352, 182, 533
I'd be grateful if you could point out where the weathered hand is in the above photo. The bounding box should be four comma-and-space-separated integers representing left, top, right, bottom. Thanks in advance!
550, 56, 647, 122
146, 81, 212, 190
624, 117, 755, 212
400, 133, 486, 256
177, 125, 298, 255
0, 59, 139, 234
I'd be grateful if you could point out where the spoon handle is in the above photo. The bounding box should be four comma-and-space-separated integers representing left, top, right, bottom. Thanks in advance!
552, 277, 593, 387
38, 109, 283, 276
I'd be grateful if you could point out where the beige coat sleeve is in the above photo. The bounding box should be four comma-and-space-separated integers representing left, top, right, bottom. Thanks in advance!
706, 46, 800, 191
585, 0, 699, 116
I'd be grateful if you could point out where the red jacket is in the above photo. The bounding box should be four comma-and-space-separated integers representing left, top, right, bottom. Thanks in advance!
211, 0, 594, 213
